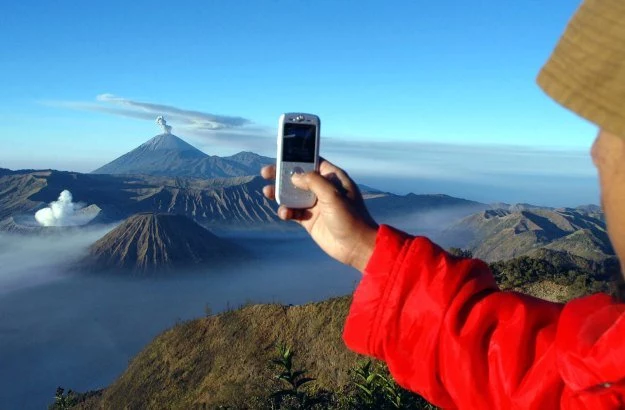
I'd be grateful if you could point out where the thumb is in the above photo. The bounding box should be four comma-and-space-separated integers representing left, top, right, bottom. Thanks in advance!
291, 172, 340, 204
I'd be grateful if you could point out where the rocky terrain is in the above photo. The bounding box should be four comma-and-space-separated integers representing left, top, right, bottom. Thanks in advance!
439, 208, 613, 262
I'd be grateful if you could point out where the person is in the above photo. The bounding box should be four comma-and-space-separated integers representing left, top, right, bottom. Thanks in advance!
261, 0, 625, 408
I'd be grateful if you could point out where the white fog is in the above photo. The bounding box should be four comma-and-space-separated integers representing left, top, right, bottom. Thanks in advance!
0, 227, 360, 409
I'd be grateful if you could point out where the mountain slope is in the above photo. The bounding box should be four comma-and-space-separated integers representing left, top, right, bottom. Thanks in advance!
92, 133, 207, 175
92, 133, 274, 178
222, 151, 275, 175
0, 216, 46, 235
85, 213, 240, 273
440, 208, 613, 262
0, 171, 49, 220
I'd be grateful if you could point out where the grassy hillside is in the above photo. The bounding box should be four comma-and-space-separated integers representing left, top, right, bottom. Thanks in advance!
89, 297, 362, 409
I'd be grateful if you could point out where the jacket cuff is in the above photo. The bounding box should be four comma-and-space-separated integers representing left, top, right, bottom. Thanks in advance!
342, 224, 412, 359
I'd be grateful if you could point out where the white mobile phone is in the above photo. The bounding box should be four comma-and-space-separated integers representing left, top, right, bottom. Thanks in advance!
275, 113, 320, 208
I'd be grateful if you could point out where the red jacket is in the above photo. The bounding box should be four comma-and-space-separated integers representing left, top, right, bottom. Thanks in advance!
343, 225, 625, 409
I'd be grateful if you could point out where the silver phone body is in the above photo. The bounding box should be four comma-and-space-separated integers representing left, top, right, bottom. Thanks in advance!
275, 113, 320, 208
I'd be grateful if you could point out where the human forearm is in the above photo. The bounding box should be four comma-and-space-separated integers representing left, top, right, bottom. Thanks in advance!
343, 227, 565, 408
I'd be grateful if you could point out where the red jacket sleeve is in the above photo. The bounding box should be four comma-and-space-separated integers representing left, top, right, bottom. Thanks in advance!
343, 225, 565, 409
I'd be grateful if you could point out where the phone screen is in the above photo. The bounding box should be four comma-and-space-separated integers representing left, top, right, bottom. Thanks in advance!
282, 123, 317, 163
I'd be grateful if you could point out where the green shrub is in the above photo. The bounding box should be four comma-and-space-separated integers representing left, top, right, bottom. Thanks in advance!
349, 360, 437, 409
263, 347, 437, 410
48, 386, 103, 409
269, 343, 324, 409
49, 387, 78, 410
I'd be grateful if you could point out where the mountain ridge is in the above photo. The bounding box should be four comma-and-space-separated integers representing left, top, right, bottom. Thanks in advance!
0, 170, 280, 226
0, 169, 493, 231
92, 133, 274, 178
439, 208, 613, 262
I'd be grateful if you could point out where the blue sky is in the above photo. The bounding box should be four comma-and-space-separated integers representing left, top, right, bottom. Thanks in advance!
1, 1, 599, 205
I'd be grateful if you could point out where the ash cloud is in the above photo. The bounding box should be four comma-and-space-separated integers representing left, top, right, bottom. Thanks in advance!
35, 190, 95, 227
43, 94, 272, 151
96, 94, 252, 130
156, 116, 172, 134
46, 94, 252, 131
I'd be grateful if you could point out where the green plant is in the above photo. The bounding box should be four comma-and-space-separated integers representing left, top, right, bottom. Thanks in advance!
350, 360, 438, 410
376, 371, 404, 408
49, 387, 78, 410
270, 343, 321, 409
352, 359, 378, 408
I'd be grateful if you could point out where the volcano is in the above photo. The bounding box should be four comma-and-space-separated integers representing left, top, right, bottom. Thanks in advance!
92, 133, 273, 178
84, 213, 241, 274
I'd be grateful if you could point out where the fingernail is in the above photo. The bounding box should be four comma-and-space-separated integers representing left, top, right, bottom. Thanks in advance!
291, 173, 303, 183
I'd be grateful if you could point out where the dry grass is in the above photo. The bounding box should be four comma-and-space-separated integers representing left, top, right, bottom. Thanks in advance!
90, 296, 360, 409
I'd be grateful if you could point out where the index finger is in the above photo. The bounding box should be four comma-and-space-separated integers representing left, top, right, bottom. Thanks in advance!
318, 159, 358, 195
261, 165, 276, 180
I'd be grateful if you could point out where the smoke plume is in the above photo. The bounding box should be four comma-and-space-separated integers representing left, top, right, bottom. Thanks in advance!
156, 116, 172, 134
35, 190, 88, 227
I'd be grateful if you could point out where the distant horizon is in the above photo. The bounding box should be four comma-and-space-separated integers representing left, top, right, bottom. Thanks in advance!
1, 127, 599, 209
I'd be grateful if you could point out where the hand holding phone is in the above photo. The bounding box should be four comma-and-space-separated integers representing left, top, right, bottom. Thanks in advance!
261, 157, 379, 273
275, 113, 320, 208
